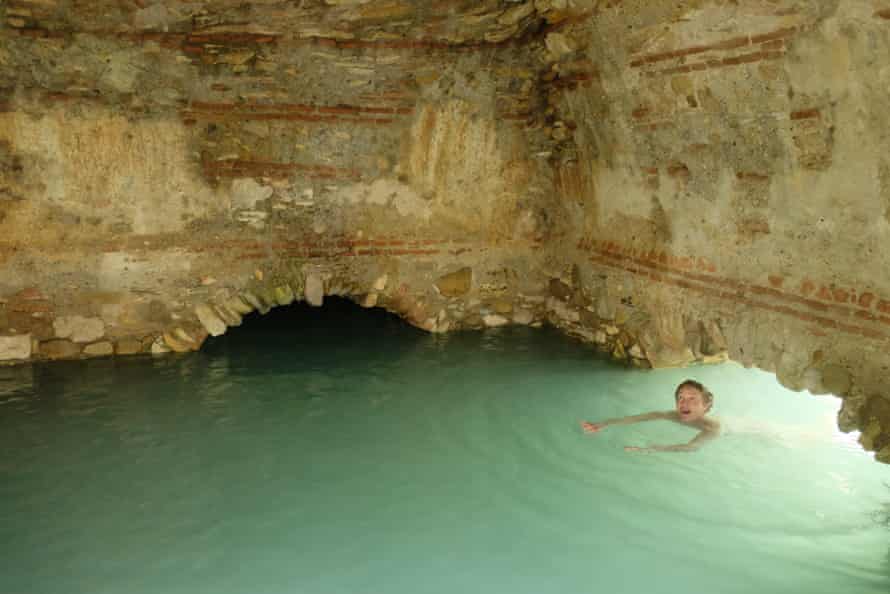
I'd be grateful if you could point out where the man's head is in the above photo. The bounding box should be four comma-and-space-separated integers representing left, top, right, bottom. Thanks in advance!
674, 379, 713, 423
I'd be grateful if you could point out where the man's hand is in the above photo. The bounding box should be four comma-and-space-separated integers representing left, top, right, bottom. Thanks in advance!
581, 421, 605, 434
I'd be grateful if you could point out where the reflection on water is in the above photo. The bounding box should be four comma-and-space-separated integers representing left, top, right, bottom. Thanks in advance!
1, 298, 889, 594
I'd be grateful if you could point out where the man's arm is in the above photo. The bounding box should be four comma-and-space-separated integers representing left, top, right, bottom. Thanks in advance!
625, 419, 721, 452
581, 411, 674, 433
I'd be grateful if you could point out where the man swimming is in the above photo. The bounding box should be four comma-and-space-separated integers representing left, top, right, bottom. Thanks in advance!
580, 379, 720, 452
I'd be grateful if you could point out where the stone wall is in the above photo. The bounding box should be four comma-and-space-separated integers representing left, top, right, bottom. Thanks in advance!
538, 0, 890, 462
2, 1, 890, 461
0, 0, 567, 359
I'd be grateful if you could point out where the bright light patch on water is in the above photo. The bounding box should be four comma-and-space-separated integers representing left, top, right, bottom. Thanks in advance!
1, 299, 889, 594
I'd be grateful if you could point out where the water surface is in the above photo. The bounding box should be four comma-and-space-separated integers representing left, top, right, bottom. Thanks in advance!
2, 300, 889, 594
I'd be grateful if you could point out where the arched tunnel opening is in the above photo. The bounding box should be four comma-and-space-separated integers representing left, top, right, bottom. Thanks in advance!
202, 295, 428, 360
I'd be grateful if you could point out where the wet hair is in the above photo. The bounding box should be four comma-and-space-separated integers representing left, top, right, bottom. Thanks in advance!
674, 379, 714, 411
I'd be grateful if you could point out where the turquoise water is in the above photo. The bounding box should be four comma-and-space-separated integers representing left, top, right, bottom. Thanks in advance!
2, 299, 889, 594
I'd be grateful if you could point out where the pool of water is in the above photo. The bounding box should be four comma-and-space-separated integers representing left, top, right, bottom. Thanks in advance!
2, 299, 889, 594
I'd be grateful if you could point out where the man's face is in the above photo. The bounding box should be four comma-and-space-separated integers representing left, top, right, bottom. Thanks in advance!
675, 386, 709, 423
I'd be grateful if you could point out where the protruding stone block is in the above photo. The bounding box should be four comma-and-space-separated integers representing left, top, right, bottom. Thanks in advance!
274, 284, 296, 306
372, 274, 388, 292
232, 177, 273, 210
801, 366, 825, 394
305, 273, 324, 306
545, 32, 575, 59
838, 392, 867, 432
54, 316, 105, 343
548, 278, 572, 301
701, 320, 727, 355
820, 364, 851, 396
84, 341, 114, 357
115, 338, 144, 355
163, 328, 201, 353
596, 295, 616, 321
241, 291, 269, 314
547, 297, 580, 322
513, 309, 534, 325
646, 347, 696, 369
492, 300, 513, 314
483, 314, 509, 327
256, 287, 279, 311
214, 304, 242, 327
802, 363, 852, 396
0, 334, 31, 361
151, 336, 171, 355
435, 267, 472, 297
227, 296, 254, 315
195, 303, 227, 336
40, 339, 81, 359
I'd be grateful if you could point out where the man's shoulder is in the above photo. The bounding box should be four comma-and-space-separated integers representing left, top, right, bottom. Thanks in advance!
702, 416, 721, 433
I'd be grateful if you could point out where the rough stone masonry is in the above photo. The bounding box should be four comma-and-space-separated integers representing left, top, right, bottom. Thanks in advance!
2, 0, 890, 462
